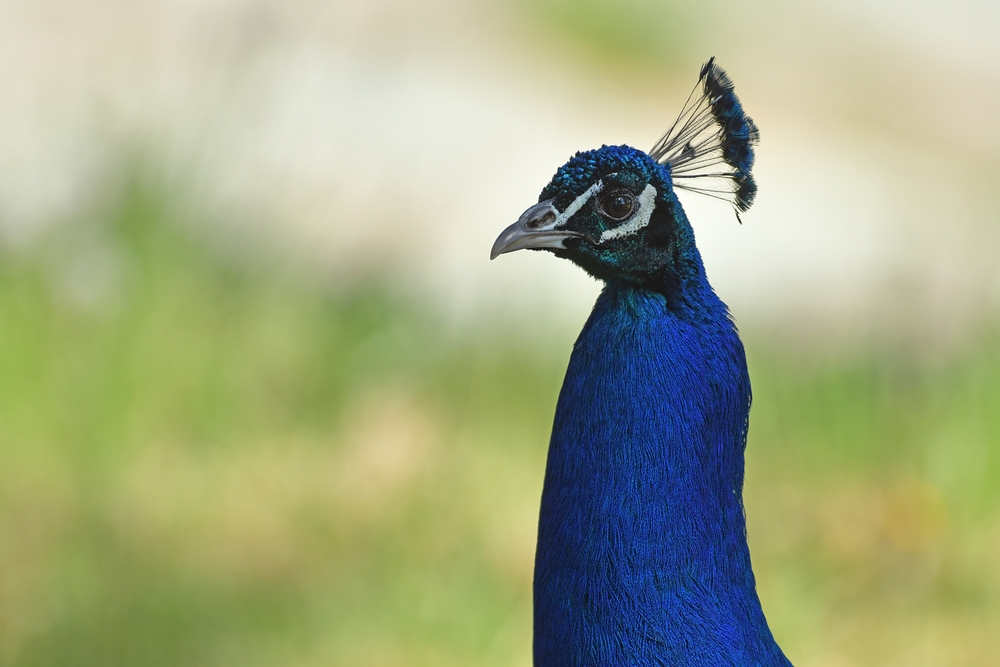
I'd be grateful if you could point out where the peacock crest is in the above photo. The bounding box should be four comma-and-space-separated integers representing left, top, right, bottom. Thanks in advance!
649, 57, 760, 219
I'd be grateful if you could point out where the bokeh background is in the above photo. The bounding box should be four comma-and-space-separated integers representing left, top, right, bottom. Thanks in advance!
1, 0, 999, 665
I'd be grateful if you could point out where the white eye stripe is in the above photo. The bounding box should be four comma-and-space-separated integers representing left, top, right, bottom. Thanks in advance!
598, 183, 657, 243
552, 181, 604, 227
524, 181, 605, 233
542, 178, 657, 243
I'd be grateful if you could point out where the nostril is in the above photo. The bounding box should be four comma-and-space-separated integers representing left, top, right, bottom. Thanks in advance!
527, 211, 556, 230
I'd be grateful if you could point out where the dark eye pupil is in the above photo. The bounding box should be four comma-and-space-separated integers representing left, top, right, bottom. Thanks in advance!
603, 193, 633, 219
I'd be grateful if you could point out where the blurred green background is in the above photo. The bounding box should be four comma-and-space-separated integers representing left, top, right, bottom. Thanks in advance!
1, 1, 998, 666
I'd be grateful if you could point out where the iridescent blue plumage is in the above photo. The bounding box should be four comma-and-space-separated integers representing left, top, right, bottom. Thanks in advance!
535, 284, 789, 666
491, 58, 789, 666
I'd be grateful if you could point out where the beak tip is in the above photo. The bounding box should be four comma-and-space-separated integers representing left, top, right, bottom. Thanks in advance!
490, 230, 516, 260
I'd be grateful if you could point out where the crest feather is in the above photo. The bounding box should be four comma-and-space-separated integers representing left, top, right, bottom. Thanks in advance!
649, 58, 760, 217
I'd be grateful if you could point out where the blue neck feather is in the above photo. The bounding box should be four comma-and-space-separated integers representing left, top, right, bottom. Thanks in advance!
533, 276, 792, 666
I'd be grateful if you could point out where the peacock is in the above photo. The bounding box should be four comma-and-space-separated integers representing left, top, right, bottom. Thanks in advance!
491, 59, 792, 666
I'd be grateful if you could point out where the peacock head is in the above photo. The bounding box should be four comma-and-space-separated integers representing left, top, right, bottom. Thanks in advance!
491, 58, 759, 296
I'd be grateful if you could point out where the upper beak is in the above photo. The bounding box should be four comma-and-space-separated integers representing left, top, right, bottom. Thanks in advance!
490, 199, 583, 260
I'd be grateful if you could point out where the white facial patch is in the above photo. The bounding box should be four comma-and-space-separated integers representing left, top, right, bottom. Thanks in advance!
598, 183, 657, 243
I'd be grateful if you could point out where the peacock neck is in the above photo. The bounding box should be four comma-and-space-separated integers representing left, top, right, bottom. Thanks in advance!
533, 283, 790, 666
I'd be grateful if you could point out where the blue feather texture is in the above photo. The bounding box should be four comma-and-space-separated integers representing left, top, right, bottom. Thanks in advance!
534, 284, 790, 666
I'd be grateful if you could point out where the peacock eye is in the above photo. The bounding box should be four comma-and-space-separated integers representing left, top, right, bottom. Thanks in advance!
598, 190, 636, 221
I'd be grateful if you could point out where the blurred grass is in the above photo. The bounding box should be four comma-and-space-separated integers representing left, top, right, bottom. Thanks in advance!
0, 172, 997, 667
747, 341, 1000, 665
0, 172, 558, 667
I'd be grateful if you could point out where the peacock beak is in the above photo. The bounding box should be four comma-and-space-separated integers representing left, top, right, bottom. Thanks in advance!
490, 200, 583, 260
